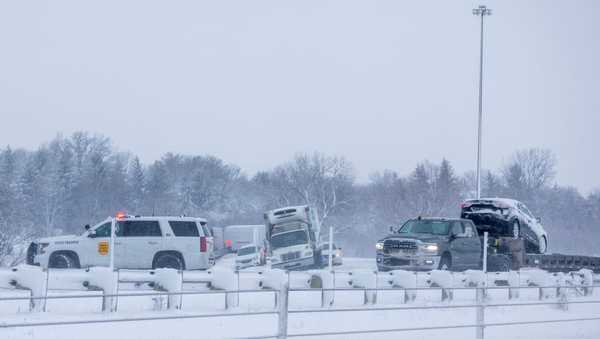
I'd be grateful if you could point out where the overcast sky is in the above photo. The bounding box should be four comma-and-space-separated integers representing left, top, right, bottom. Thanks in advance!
1, 1, 598, 193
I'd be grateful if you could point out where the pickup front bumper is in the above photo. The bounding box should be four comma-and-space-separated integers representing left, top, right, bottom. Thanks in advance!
376, 253, 441, 271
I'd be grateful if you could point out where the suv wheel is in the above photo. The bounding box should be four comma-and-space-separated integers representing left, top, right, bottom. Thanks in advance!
154, 253, 185, 270
438, 255, 452, 271
512, 221, 520, 239
49, 252, 79, 269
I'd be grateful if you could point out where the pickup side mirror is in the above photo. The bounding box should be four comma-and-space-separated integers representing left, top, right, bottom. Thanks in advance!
450, 232, 468, 239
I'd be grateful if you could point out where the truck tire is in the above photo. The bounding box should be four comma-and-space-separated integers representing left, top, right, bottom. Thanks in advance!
438, 254, 452, 271
49, 252, 80, 269
153, 252, 185, 270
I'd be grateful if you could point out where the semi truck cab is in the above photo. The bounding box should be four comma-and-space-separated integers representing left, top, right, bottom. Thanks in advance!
264, 205, 322, 270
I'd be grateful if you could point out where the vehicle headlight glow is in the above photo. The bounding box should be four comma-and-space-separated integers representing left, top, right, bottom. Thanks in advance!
421, 243, 439, 252
375, 242, 384, 250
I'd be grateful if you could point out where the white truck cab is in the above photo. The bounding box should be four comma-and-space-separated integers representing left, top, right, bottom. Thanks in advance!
264, 205, 322, 270
27, 215, 213, 270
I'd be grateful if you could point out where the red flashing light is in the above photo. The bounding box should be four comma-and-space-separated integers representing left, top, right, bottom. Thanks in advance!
225, 239, 233, 248
115, 211, 127, 220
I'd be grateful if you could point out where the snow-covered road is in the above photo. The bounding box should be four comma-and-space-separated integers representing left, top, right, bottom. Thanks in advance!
1, 257, 599, 339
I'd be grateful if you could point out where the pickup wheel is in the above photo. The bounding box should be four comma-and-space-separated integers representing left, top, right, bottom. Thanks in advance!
153, 252, 185, 270
49, 252, 80, 269
438, 254, 452, 271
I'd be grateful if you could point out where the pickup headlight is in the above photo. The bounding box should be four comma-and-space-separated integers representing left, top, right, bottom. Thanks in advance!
39, 243, 50, 254
375, 242, 384, 251
420, 243, 439, 252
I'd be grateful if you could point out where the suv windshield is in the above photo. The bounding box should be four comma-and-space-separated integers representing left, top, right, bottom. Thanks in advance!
271, 230, 308, 249
398, 220, 450, 235
237, 246, 256, 256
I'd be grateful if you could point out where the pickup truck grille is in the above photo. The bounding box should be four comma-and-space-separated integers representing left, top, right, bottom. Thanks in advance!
281, 251, 301, 261
384, 239, 417, 253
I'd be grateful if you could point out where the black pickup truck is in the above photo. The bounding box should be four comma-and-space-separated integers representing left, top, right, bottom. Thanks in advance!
376, 217, 511, 272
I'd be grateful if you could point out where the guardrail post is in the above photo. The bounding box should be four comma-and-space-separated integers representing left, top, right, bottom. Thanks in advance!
557, 285, 568, 311
508, 271, 519, 300
475, 287, 485, 339
42, 268, 49, 312
277, 283, 289, 339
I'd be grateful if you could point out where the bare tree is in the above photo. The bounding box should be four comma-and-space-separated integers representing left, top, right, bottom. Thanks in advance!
261, 152, 354, 223
504, 148, 557, 191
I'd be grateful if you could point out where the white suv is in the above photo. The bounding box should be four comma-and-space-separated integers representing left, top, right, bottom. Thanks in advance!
27, 215, 214, 270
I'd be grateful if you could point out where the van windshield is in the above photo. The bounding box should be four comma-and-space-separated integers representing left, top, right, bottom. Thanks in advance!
271, 230, 308, 249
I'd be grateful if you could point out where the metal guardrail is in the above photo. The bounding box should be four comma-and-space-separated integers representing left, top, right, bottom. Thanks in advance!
2, 283, 598, 339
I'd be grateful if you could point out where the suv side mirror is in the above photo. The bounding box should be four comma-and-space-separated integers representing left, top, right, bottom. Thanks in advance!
84, 224, 90, 231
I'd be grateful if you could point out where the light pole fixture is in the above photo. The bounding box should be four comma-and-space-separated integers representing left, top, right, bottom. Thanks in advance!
473, 5, 492, 199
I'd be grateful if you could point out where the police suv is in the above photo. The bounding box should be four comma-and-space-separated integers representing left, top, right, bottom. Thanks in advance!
27, 214, 214, 270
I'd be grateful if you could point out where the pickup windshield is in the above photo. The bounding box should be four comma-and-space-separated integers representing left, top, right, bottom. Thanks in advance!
398, 220, 450, 235
271, 230, 308, 249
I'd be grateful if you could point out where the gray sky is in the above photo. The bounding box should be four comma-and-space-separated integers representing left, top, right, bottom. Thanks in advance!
1, 1, 598, 193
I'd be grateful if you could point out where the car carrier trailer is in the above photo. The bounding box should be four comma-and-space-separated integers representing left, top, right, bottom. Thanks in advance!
486, 236, 600, 273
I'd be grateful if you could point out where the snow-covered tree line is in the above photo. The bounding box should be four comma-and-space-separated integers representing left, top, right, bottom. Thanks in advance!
1, 132, 598, 264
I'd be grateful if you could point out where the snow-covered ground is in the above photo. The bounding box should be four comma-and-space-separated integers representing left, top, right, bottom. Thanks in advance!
1, 257, 599, 339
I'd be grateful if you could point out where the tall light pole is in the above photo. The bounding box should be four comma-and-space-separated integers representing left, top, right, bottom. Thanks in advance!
473, 5, 492, 199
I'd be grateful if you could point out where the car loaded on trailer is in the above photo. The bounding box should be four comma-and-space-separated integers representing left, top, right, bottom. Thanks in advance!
460, 198, 548, 254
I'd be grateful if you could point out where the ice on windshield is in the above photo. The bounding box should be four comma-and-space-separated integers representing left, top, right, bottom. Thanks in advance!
398, 220, 450, 235
270, 230, 308, 249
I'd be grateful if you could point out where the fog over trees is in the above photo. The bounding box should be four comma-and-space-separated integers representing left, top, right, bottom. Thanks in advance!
1, 132, 598, 264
